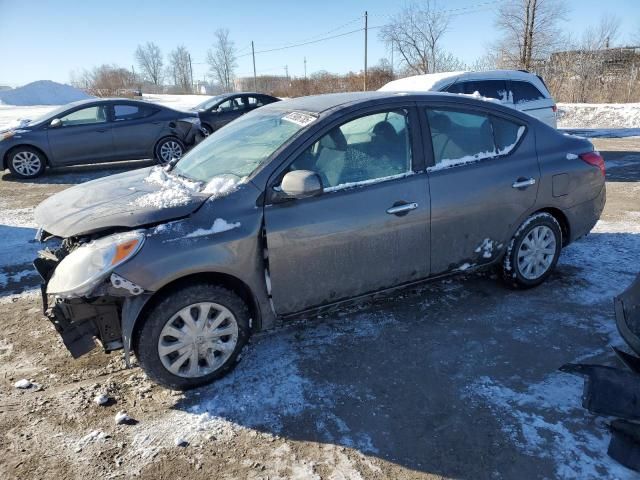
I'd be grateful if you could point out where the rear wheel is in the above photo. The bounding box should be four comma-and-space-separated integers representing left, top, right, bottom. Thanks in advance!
502, 212, 562, 288
7, 146, 46, 179
155, 137, 184, 165
134, 284, 251, 390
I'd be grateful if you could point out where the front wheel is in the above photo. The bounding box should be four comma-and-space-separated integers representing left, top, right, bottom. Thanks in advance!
134, 284, 251, 390
502, 212, 562, 288
155, 137, 185, 165
7, 146, 46, 179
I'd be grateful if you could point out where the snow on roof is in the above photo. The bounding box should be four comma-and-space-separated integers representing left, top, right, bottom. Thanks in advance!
378, 71, 467, 92
0, 80, 93, 106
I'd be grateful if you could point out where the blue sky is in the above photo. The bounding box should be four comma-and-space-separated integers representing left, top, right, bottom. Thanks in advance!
0, 0, 639, 87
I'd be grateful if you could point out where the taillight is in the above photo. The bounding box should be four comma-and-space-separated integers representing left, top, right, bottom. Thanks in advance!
552, 105, 557, 113
579, 151, 605, 177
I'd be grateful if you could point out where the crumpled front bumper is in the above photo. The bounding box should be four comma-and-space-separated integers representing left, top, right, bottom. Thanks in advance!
33, 248, 140, 359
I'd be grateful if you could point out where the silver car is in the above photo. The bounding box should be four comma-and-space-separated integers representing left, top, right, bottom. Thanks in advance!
33, 92, 606, 389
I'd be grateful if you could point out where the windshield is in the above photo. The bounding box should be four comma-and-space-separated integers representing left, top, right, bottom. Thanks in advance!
173, 109, 310, 183
192, 95, 225, 111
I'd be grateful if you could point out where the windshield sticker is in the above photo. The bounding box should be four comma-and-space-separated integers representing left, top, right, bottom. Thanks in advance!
282, 111, 316, 127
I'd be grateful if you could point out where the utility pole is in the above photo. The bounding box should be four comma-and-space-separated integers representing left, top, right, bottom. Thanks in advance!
391, 42, 394, 78
364, 11, 368, 91
284, 65, 289, 80
304, 57, 307, 79
251, 41, 257, 91
188, 53, 194, 93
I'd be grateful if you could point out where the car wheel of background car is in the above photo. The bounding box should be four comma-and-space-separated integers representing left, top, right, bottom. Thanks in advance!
502, 212, 562, 289
7, 146, 46, 179
201, 124, 213, 136
155, 137, 185, 165
134, 283, 251, 390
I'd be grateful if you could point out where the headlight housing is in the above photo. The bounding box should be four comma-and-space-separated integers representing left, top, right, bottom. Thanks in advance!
47, 231, 145, 297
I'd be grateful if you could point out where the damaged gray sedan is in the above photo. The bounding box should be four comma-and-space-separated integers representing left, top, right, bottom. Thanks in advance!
33, 91, 606, 389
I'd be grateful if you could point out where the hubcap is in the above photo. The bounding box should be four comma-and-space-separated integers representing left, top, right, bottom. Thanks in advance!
12, 151, 41, 176
517, 225, 557, 280
158, 302, 239, 378
159, 141, 183, 163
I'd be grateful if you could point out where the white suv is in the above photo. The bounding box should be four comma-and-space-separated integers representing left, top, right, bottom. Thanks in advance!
379, 70, 558, 128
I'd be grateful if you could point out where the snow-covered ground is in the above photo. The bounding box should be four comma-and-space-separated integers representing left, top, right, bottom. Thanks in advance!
558, 102, 640, 138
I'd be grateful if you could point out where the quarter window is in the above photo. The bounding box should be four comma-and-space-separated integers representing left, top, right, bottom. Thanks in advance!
59, 106, 108, 126
290, 110, 412, 190
511, 81, 546, 104
426, 109, 524, 170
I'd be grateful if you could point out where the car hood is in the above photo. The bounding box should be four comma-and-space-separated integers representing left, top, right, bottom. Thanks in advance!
35, 167, 209, 238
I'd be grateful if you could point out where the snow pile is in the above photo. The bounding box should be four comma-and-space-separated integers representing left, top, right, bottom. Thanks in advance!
0, 80, 92, 106
133, 167, 200, 209
184, 219, 240, 238
558, 103, 640, 129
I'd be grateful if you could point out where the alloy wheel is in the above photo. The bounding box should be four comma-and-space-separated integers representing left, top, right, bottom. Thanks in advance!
516, 225, 557, 280
159, 140, 183, 164
12, 151, 42, 176
157, 302, 239, 378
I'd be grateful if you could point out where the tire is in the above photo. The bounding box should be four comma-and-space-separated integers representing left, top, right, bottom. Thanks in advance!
502, 212, 562, 289
134, 283, 251, 390
201, 124, 213, 136
7, 146, 46, 179
154, 137, 185, 165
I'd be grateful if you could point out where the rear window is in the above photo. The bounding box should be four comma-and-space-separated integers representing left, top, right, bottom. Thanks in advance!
425, 108, 525, 170
113, 104, 156, 121
511, 81, 546, 104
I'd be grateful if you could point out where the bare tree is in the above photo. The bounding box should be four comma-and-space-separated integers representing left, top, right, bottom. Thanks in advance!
135, 42, 164, 88
168, 45, 192, 93
494, 0, 568, 70
70, 64, 137, 96
207, 29, 237, 92
379, 1, 454, 74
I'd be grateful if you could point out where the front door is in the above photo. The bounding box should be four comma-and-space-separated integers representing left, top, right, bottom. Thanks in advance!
264, 107, 430, 315
47, 104, 114, 165
423, 105, 540, 274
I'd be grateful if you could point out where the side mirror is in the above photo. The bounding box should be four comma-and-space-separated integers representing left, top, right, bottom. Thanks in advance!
50, 118, 62, 128
279, 170, 323, 199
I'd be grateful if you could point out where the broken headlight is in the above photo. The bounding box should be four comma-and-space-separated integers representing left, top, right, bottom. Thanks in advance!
47, 231, 145, 298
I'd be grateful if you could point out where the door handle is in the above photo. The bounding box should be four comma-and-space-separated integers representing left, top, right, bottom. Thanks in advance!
512, 178, 536, 189
386, 202, 418, 215
95, 128, 108, 133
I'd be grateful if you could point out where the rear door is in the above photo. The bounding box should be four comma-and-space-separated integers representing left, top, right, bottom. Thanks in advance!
264, 106, 430, 315
110, 103, 162, 159
510, 80, 555, 126
47, 104, 114, 165
422, 103, 539, 274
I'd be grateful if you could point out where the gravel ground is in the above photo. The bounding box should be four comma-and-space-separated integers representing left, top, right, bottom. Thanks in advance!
0, 137, 639, 479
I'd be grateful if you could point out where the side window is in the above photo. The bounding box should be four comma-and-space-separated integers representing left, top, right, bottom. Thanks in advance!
59, 106, 107, 126
113, 104, 156, 121
290, 110, 412, 190
511, 81, 546, 104
247, 96, 264, 107
444, 83, 464, 94
492, 116, 525, 153
426, 109, 524, 169
460, 80, 510, 102
217, 98, 241, 112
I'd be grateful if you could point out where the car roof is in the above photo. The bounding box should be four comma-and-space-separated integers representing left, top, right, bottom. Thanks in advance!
258, 91, 527, 116
380, 70, 550, 96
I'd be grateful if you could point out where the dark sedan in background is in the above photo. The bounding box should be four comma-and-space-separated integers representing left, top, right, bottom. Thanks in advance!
191, 92, 280, 135
0, 98, 203, 178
